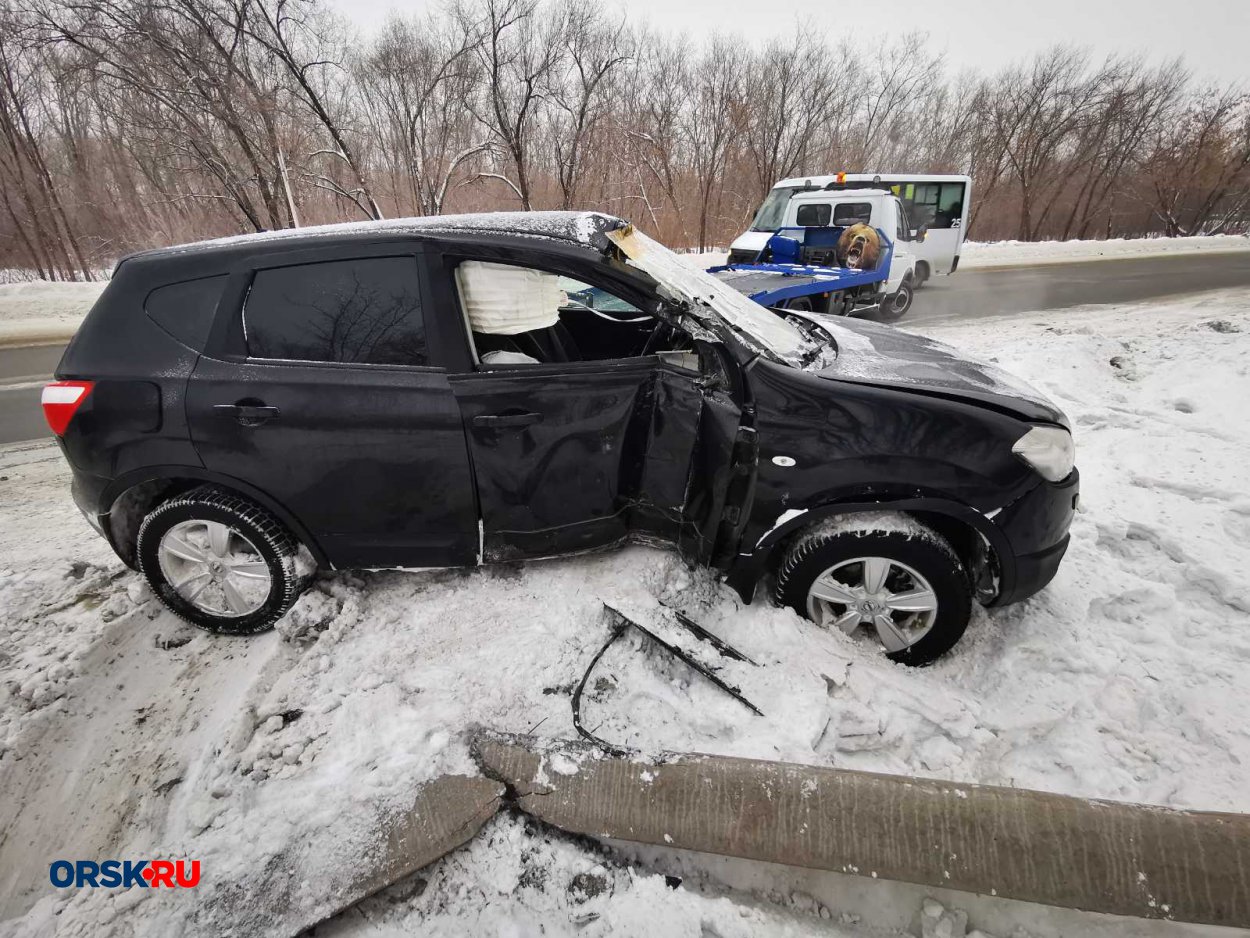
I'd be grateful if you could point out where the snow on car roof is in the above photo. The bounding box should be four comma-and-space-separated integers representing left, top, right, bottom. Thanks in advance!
128, 211, 628, 260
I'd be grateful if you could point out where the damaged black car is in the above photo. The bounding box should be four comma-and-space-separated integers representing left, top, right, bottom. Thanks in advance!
47, 211, 1078, 664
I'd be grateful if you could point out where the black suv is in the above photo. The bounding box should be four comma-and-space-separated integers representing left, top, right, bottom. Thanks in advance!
46, 212, 1077, 664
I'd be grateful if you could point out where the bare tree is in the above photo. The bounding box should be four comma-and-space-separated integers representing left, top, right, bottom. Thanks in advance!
986, 47, 1102, 240
456, 0, 566, 210
240, 0, 383, 219
1, 0, 1246, 275
357, 14, 485, 216
1142, 85, 1250, 236
685, 35, 744, 251
742, 30, 852, 204
548, 0, 630, 209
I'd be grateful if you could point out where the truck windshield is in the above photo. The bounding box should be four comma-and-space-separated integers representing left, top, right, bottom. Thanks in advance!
749, 187, 802, 231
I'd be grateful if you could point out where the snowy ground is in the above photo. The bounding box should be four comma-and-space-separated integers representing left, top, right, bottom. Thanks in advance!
0, 281, 105, 348
959, 233, 1250, 269
1, 289, 1249, 936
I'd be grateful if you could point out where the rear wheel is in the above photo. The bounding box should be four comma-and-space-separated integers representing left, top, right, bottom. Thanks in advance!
775, 517, 972, 665
137, 487, 309, 635
913, 261, 930, 288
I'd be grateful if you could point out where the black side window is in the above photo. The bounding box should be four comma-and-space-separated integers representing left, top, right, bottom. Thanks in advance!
244, 257, 427, 366
145, 275, 227, 351
795, 203, 831, 227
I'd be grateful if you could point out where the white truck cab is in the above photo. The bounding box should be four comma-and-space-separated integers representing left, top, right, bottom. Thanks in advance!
733, 188, 919, 296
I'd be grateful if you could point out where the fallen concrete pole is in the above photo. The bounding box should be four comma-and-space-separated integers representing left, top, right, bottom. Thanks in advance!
473, 733, 1250, 929
184, 774, 504, 937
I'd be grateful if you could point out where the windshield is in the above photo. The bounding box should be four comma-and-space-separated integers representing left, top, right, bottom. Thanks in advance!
749, 187, 802, 232
607, 225, 819, 367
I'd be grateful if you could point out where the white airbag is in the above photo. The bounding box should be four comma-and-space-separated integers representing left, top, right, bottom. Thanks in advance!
457, 260, 563, 335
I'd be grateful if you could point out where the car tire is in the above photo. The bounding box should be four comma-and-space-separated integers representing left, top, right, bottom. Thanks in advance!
137, 486, 310, 635
873, 278, 914, 322
775, 517, 972, 665
913, 262, 930, 288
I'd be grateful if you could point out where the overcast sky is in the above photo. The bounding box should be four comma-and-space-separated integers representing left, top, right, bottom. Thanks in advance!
331, 0, 1249, 86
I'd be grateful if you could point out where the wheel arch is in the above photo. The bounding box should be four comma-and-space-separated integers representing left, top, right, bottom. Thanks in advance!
726, 497, 1013, 605
101, 466, 329, 570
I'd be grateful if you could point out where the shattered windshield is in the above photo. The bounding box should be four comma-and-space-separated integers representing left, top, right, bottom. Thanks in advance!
607, 225, 823, 368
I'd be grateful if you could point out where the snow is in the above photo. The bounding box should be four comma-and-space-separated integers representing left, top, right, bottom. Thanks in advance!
0, 281, 105, 348
959, 233, 1250, 269
147, 210, 620, 257
2, 289, 1250, 936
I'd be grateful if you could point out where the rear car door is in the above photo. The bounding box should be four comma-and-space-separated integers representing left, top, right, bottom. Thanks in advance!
185, 244, 480, 569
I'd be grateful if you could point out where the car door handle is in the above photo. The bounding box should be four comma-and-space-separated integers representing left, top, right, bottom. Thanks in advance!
472, 412, 543, 428
213, 403, 281, 423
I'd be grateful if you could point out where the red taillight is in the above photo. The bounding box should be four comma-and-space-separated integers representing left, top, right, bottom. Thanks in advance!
41, 381, 94, 435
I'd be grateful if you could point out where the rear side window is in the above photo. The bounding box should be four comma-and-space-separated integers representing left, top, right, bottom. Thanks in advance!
832, 202, 873, 226
244, 257, 427, 366
146, 275, 227, 351
795, 203, 831, 227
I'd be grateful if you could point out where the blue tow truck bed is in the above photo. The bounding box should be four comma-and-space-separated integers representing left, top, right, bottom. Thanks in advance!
707, 225, 898, 313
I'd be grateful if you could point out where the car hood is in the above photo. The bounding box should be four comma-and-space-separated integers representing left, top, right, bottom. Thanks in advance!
796, 312, 1069, 426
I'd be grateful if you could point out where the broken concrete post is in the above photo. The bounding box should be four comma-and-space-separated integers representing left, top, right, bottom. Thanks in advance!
187, 774, 503, 937
473, 733, 1250, 929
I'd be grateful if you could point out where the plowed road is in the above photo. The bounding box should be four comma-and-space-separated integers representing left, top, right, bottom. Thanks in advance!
2, 251, 1249, 445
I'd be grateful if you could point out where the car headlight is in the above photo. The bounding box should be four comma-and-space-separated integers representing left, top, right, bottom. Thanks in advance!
1011, 425, 1074, 482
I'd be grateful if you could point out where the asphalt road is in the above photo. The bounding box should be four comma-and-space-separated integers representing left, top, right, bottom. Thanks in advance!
2, 251, 1249, 446
0, 345, 65, 447
908, 250, 1250, 323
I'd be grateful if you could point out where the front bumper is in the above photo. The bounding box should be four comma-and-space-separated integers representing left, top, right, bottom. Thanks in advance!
989, 468, 1079, 606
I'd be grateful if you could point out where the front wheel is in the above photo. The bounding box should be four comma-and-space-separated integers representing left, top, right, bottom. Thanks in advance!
775, 517, 972, 665
874, 279, 914, 322
137, 487, 310, 635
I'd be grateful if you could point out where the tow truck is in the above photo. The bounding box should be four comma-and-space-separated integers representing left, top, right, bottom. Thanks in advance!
709, 185, 924, 322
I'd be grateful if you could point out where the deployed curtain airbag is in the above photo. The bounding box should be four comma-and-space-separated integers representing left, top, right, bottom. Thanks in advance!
457, 260, 563, 335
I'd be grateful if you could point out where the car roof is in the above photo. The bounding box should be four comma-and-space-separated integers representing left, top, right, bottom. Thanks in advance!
120, 211, 629, 268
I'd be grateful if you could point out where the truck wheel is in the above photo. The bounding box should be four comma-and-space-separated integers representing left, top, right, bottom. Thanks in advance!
775, 516, 972, 665
137, 487, 310, 635
874, 279, 914, 322
914, 262, 930, 287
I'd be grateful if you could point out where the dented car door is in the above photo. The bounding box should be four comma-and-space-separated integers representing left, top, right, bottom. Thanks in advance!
429, 240, 750, 566
450, 353, 745, 566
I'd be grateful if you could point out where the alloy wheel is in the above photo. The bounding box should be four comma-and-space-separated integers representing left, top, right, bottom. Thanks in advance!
805, 556, 939, 652
156, 519, 271, 617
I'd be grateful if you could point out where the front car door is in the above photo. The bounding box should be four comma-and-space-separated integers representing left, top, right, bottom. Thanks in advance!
422, 240, 746, 566
186, 243, 480, 569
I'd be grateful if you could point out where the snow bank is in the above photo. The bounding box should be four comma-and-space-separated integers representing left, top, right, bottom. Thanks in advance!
0, 281, 105, 348
2, 289, 1249, 936
959, 233, 1250, 269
